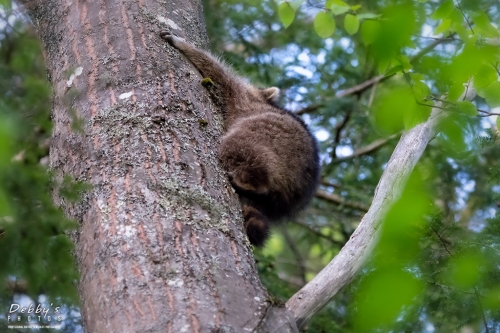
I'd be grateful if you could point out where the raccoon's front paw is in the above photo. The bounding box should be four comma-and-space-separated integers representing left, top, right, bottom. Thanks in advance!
159, 30, 175, 44
160, 29, 184, 48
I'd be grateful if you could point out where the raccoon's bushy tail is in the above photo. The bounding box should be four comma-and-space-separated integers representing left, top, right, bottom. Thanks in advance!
241, 197, 270, 247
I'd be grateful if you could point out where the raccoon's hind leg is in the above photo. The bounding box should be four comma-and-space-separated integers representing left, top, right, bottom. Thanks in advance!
241, 197, 270, 247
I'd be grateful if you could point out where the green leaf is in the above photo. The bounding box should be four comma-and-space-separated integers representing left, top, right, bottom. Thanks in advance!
403, 106, 430, 130
371, 4, 416, 66
449, 9, 470, 40
385, 65, 403, 76
0, 118, 15, 170
473, 64, 498, 89
350, 5, 361, 11
0, 188, 12, 217
448, 82, 466, 101
482, 82, 500, 107
472, 11, 500, 38
398, 55, 412, 71
352, 268, 424, 331
497, 116, 500, 131
410, 73, 425, 82
446, 251, 486, 289
372, 84, 430, 134
278, 2, 295, 28
414, 81, 430, 102
434, 18, 451, 35
330, 5, 350, 15
327, 0, 350, 15
314, 12, 336, 38
344, 14, 360, 35
360, 19, 380, 45
378, 58, 392, 74
447, 43, 484, 83
439, 116, 467, 153
326, 0, 348, 6
456, 101, 477, 116
0, 0, 11, 9
431, 0, 454, 20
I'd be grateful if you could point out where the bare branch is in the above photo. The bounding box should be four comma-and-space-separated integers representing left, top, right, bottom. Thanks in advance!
333, 133, 399, 163
320, 180, 341, 189
336, 75, 385, 98
295, 104, 325, 115
5, 280, 28, 294
286, 88, 477, 330
316, 189, 369, 212
410, 34, 456, 64
486, 38, 500, 46
336, 36, 453, 99
477, 109, 500, 117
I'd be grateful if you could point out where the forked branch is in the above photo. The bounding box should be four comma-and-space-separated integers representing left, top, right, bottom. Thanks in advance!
286, 88, 477, 329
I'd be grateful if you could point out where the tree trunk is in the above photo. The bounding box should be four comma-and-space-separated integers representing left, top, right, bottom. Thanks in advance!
21, 0, 297, 332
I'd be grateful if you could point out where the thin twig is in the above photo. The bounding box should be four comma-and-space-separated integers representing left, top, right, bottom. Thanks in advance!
467, 241, 500, 254
456, 3, 474, 35
430, 96, 500, 117
305, 0, 324, 9
295, 103, 324, 115
315, 189, 369, 212
412, 35, 458, 41
282, 228, 307, 286
429, 225, 453, 257
367, 81, 378, 108
491, 61, 500, 77
474, 288, 490, 333
320, 180, 341, 189
331, 109, 352, 159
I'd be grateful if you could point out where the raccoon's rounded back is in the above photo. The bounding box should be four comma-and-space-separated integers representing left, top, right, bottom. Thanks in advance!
221, 111, 320, 220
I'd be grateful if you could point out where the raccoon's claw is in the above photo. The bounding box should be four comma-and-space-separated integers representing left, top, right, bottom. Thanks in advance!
160, 30, 186, 49
159, 30, 173, 42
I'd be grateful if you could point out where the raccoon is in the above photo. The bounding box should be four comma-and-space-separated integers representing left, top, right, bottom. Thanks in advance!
160, 31, 320, 246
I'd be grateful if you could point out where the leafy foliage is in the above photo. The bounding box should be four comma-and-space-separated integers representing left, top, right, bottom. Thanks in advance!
204, 0, 500, 331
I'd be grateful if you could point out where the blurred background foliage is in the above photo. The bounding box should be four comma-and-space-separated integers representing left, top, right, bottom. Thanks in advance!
0, 2, 81, 332
0, 0, 499, 332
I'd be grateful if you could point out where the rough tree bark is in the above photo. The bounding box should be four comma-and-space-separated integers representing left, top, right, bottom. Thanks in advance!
20, 0, 297, 332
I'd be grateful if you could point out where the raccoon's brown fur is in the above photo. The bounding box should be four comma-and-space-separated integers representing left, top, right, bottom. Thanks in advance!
160, 31, 320, 246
